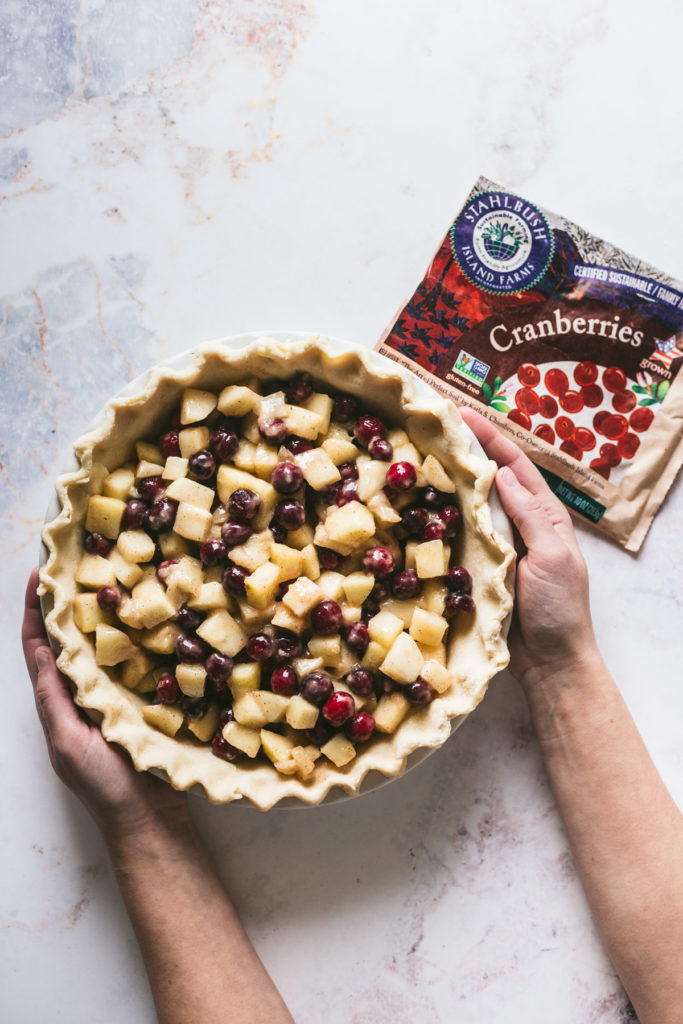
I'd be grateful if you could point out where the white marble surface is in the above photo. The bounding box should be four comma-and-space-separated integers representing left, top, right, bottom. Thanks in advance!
2, 1, 682, 1021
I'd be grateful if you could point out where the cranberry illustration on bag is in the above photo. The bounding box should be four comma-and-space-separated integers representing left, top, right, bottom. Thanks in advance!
377, 177, 683, 551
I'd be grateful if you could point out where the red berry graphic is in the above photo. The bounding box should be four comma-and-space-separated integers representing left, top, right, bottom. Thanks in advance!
516, 388, 540, 415
593, 411, 611, 435
574, 361, 598, 386
573, 427, 596, 452
517, 363, 540, 387
581, 383, 603, 408
559, 390, 584, 414
602, 366, 627, 393
534, 424, 555, 444
602, 414, 628, 440
555, 416, 575, 441
617, 432, 640, 459
560, 439, 583, 461
545, 368, 569, 396
589, 458, 611, 480
507, 408, 531, 430
629, 406, 654, 432
612, 390, 636, 414
599, 443, 621, 468
538, 394, 558, 418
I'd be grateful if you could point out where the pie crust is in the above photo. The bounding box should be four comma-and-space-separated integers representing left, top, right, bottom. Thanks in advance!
39, 336, 514, 809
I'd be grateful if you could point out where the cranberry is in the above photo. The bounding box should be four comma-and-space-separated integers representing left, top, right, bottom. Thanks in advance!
538, 394, 558, 419
423, 520, 445, 541
228, 488, 260, 522
157, 674, 180, 704
159, 430, 181, 458
599, 443, 621, 467
271, 665, 299, 696
300, 671, 334, 705
345, 668, 374, 697
354, 414, 386, 447
617, 432, 640, 459
573, 427, 596, 452
305, 719, 331, 745
612, 390, 637, 414
316, 546, 343, 570
386, 461, 417, 491
422, 486, 446, 508
391, 570, 422, 599
322, 691, 355, 727
336, 479, 359, 506
200, 538, 227, 566
517, 363, 540, 387
581, 383, 603, 408
447, 566, 472, 593
273, 499, 306, 531
211, 734, 241, 762
157, 559, 179, 583
444, 593, 476, 617
221, 521, 252, 547
338, 462, 359, 481
345, 621, 370, 654
332, 394, 358, 422
320, 482, 340, 504
246, 632, 274, 661
97, 584, 121, 610
146, 497, 178, 533
368, 581, 389, 605
181, 695, 209, 718
406, 680, 436, 705
210, 427, 239, 462
175, 607, 203, 634
559, 390, 584, 414
516, 388, 539, 416
288, 372, 313, 403
271, 461, 303, 494
270, 523, 287, 544
259, 417, 288, 444
602, 414, 628, 441
545, 368, 570, 396
630, 406, 654, 432
602, 366, 627, 393
438, 505, 461, 536
188, 450, 215, 480
138, 475, 165, 502
534, 424, 555, 445
273, 636, 302, 663
311, 600, 343, 636
84, 532, 113, 557
346, 711, 376, 742
121, 499, 147, 530
574, 361, 598, 386
368, 437, 393, 461
222, 565, 248, 596
218, 707, 235, 728
362, 546, 394, 578
399, 505, 427, 537
555, 416, 575, 441
593, 410, 611, 435
284, 435, 312, 455
559, 439, 583, 460
206, 652, 234, 685
507, 408, 532, 430
589, 458, 611, 480
176, 634, 205, 662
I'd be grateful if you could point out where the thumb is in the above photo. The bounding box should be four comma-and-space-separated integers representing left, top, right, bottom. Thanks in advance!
495, 466, 557, 553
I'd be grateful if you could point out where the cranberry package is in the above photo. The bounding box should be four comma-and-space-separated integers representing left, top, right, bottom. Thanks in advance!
377, 176, 683, 550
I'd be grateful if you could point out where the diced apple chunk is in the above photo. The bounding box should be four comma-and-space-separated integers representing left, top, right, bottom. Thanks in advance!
420, 659, 454, 694
361, 640, 386, 670
176, 663, 207, 698
73, 592, 112, 633
162, 456, 188, 481
368, 610, 404, 648
141, 622, 181, 654
293, 448, 341, 490
321, 733, 356, 767
131, 578, 177, 628
342, 572, 374, 605
103, 466, 135, 501
95, 624, 137, 666
85, 495, 127, 540
75, 553, 117, 590
173, 502, 212, 544
181, 387, 218, 424
300, 544, 320, 580
292, 656, 323, 677
286, 523, 315, 550
117, 530, 156, 564
341, 604, 363, 625
158, 532, 192, 559
165, 477, 215, 510
217, 384, 259, 417
409, 607, 447, 646
188, 704, 220, 743
142, 703, 184, 737
108, 549, 144, 589
234, 691, 289, 728
230, 531, 273, 573
260, 729, 295, 765
164, 556, 204, 602
136, 459, 165, 480
269, 542, 303, 581
317, 571, 345, 602
325, 501, 375, 549
285, 695, 320, 731
357, 461, 389, 502
121, 650, 157, 690
253, 444, 279, 480
373, 692, 410, 734
233, 440, 256, 471
422, 580, 448, 615
271, 603, 305, 633
222, 722, 261, 758
237, 599, 277, 629
308, 635, 341, 667
380, 631, 424, 684
417, 642, 447, 666
187, 581, 231, 611
196, 610, 246, 657
245, 562, 281, 610
313, 523, 353, 557
414, 539, 447, 579
302, 392, 333, 433
289, 745, 320, 780
229, 662, 261, 699
422, 454, 456, 493
178, 426, 210, 458
321, 437, 358, 465
136, 441, 163, 464
282, 576, 323, 616
381, 598, 419, 628
282, 405, 323, 440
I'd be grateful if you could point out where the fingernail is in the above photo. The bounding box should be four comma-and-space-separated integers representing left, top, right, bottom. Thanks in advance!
35, 648, 50, 670
499, 466, 518, 487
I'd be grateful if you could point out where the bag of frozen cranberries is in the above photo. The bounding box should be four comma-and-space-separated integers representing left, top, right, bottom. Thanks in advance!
377, 176, 683, 551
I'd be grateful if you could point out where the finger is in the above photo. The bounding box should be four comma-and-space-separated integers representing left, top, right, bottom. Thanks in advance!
495, 465, 563, 553
22, 568, 50, 686
460, 407, 557, 499
32, 645, 85, 750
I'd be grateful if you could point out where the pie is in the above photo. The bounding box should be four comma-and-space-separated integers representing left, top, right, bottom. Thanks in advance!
39, 336, 514, 808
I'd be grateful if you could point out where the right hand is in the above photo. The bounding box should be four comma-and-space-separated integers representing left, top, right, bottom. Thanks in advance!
459, 408, 598, 691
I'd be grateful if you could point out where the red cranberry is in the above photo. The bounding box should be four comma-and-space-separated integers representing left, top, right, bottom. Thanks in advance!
559, 390, 584, 414
320, 482, 341, 504
274, 499, 306, 531
246, 632, 274, 661
218, 707, 235, 728
538, 395, 558, 419
146, 496, 178, 534
228, 488, 260, 521
405, 679, 436, 705
210, 427, 240, 462
336, 479, 359, 506
602, 414, 628, 441
176, 634, 205, 662
362, 546, 394, 578
603, 366, 627, 393
581, 383, 603, 408
122, 499, 147, 530
200, 538, 227, 566
517, 363, 540, 387
159, 430, 181, 458
305, 719, 331, 745
555, 416, 575, 441
271, 665, 299, 696
345, 667, 374, 696
599, 443, 621, 468
221, 521, 252, 547
516, 387, 540, 416
423, 520, 445, 541
391, 570, 421, 599
444, 593, 476, 617
273, 636, 302, 663
447, 566, 472, 593
612, 390, 637, 414
222, 565, 248, 596
560, 439, 583, 461
630, 406, 654, 432
138, 475, 165, 502
288, 372, 313, 403
438, 505, 461, 536
422, 486, 446, 508
369, 437, 393, 461
346, 711, 376, 742
181, 695, 210, 719
354, 414, 386, 447
84, 532, 113, 557
401, 504, 429, 536
617, 432, 640, 459
97, 584, 121, 610
316, 546, 343, 570
300, 671, 334, 705
311, 600, 343, 636
574, 360, 598, 386
534, 424, 555, 445
270, 523, 287, 544
156, 674, 180, 704
386, 461, 417, 491
271, 461, 303, 494
188, 449, 216, 480
206, 652, 234, 685
589, 458, 611, 480
176, 605, 203, 632
332, 394, 358, 422
345, 621, 370, 654
322, 691, 355, 727
284, 435, 312, 455
338, 462, 359, 481
507, 408, 532, 430
545, 368, 570, 396
211, 734, 241, 762
259, 417, 288, 444
156, 558, 178, 583
573, 427, 596, 452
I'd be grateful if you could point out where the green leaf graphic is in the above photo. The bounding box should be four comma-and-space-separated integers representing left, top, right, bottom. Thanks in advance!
490, 401, 511, 413
639, 398, 657, 407
481, 382, 493, 404
632, 385, 648, 395
657, 380, 670, 401
493, 376, 503, 393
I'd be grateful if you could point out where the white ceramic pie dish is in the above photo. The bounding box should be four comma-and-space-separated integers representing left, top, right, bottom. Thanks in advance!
39, 332, 514, 808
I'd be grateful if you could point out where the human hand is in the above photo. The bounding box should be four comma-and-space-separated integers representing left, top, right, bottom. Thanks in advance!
22, 568, 189, 841
459, 408, 598, 692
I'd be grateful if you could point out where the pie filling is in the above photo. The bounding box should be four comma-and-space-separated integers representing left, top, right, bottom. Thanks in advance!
73, 372, 477, 781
